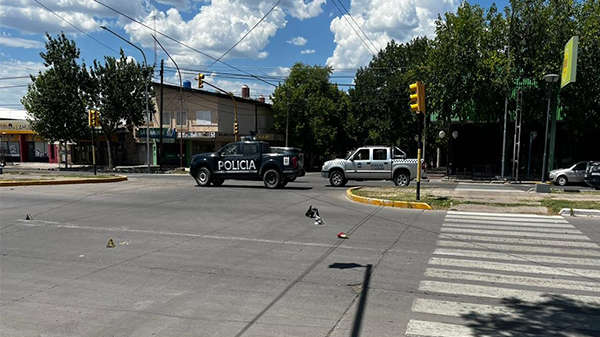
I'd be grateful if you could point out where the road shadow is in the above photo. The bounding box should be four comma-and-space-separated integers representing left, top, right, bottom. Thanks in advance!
329, 263, 373, 337
462, 294, 600, 336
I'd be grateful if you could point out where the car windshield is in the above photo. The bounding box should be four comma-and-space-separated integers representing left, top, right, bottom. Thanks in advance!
345, 149, 357, 160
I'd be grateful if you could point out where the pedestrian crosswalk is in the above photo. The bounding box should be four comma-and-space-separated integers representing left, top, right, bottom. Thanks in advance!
405, 210, 600, 336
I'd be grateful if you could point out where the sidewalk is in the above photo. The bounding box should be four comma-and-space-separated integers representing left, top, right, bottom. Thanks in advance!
1, 162, 174, 173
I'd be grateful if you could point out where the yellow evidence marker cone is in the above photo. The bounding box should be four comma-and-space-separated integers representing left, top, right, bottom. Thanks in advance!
106, 238, 116, 248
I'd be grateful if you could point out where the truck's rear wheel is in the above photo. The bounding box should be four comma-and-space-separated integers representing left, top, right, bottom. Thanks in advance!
394, 171, 410, 187
263, 169, 281, 189
195, 167, 212, 186
329, 170, 347, 187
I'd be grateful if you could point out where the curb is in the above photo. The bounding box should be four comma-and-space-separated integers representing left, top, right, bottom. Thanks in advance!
346, 187, 432, 210
0, 175, 128, 187
559, 208, 600, 218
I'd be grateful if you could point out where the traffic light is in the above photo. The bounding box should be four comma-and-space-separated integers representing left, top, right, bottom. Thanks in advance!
196, 73, 205, 88
234, 121, 238, 135
409, 81, 426, 113
88, 110, 100, 127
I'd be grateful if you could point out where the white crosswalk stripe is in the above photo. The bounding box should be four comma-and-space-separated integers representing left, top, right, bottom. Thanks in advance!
440, 227, 590, 240
445, 214, 570, 223
436, 240, 600, 256
433, 248, 600, 266
442, 223, 582, 233
405, 211, 600, 336
439, 233, 600, 247
411, 299, 600, 331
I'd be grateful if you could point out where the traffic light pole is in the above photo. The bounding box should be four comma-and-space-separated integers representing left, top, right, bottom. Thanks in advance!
416, 112, 423, 201
91, 125, 97, 175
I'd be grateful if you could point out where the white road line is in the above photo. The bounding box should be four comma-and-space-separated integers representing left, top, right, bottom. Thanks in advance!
424, 268, 600, 293
445, 214, 569, 224
444, 218, 572, 227
406, 320, 475, 337
12, 220, 379, 251
440, 228, 590, 240
436, 240, 600, 257
429, 257, 600, 279
419, 281, 600, 305
443, 223, 581, 234
439, 234, 600, 248
433, 248, 600, 267
411, 299, 600, 331
447, 211, 564, 219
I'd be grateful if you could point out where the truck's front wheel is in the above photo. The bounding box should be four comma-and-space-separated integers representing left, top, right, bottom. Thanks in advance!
394, 171, 410, 187
263, 169, 281, 189
329, 170, 347, 187
195, 167, 212, 186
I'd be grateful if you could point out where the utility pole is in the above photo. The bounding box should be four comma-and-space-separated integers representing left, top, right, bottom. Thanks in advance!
159, 59, 164, 170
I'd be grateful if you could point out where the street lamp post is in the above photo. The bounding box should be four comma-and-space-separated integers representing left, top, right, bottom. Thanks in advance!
541, 74, 560, 183
101, 26, 150, 173
527, 131, 537, 180
151, 35, 183, 168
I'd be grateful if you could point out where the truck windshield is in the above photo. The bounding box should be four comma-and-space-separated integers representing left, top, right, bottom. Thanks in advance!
345, 149, 357, 160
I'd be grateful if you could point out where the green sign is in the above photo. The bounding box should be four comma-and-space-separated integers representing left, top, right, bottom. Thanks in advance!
561, 36, 578, 89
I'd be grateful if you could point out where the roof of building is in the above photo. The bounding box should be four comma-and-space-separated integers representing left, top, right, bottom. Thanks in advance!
152, 82, 271, 107
0, 107, 28, 120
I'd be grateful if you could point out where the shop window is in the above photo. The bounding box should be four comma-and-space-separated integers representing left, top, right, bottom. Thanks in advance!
5, 142, 20, 157
162, 111, 171, 126
34, 142, 48, 157
196, 111, 212, 125
176, 111, 188, 126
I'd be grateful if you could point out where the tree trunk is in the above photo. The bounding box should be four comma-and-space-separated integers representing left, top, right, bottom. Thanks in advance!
105, 134, 113, 171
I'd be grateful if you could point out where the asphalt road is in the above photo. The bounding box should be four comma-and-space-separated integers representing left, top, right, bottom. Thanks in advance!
2, 174, 600, 336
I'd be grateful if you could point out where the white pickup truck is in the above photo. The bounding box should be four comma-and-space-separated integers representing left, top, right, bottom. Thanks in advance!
320, 146, 425, 187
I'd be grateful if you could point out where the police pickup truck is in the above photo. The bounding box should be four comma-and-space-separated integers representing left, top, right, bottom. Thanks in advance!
189, 141, 305, 188
321, 146, 425, 187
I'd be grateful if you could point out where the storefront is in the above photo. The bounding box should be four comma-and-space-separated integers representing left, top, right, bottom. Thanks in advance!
0, 120, 58, 164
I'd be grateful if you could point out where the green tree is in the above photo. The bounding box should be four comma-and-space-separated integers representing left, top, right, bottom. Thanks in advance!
87, 50, 154, 170
349, 38, 430, 156
428, 3, 509, 124
21, 33, 89, 167
271, 63, 348, 165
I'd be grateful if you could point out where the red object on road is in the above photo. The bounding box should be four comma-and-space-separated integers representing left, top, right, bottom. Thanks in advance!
337, 232, 349, 239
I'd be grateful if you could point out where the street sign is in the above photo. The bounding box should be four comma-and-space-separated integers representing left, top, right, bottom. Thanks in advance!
561, 36, 578, 89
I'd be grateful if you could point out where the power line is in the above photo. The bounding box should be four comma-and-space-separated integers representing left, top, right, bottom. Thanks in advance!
333, 0, 379, 54
92, 0, 278, 88
0, 84, 29, 89
330, 0, 377, 55
32, 0, 120, 54
0, 76, 32, 81
203, 0, 283, 72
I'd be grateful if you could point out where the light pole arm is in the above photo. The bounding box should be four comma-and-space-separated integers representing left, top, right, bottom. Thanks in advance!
152, 35, 184, 166
101, 25, 150, 173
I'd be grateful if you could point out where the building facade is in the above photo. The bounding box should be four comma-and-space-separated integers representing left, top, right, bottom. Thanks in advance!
144, 83, 282, 167
0, 118, 59, 164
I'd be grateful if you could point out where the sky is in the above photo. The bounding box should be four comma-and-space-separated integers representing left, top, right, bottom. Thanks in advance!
0, 0, 509, 112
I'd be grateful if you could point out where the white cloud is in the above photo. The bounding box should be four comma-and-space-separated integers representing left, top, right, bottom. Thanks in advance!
326, 0, 458, 69
268, 66, 290, 77
0, 36, 44, 49
300, 49, 315, 54
0, 0, 146, 34
287, 36, 307, 46
126, 0, 326, 66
